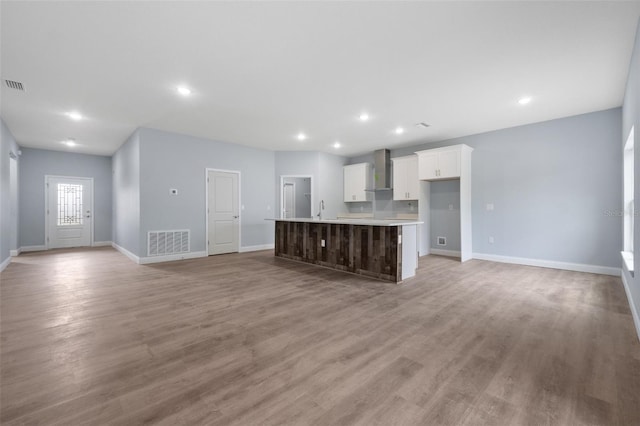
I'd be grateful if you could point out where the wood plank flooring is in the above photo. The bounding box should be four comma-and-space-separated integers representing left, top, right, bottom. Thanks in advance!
1, 247, 639, 425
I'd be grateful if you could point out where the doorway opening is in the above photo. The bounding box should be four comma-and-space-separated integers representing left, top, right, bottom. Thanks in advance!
280, 175, 313, 219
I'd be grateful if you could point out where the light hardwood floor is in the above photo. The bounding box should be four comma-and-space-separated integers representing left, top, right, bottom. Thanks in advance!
1, 247, 639, 425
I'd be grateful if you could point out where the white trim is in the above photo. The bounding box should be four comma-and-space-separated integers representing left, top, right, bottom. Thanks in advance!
10, 248, 21, 257
240, 244, 275, 253
0, 256, 11, 272
45, 175, 95, 250
621, 270, 640, 342
280, 175, 314, 219
20, 245, 46, 252
112, 242, 140, 264
429, 248, 461, 258
205, 168, 241, 256
621, 251, 634, 275
139, 251, 207, 265
93, 241, 112, 247
472, 252, 621, 276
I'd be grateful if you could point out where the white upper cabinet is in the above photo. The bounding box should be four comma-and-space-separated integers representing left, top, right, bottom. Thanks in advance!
392, 155, 419, 200
416, 146, 462, 180
343, 163, 373, 202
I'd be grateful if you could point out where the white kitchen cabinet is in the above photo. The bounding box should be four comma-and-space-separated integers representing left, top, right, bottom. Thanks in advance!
343, 163, 373, 202
392, 155, 419, 200
416, 147, 461, 180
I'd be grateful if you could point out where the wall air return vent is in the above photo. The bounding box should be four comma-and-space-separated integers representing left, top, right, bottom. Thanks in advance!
5, 80, 25, 91
148, 230, 190, 256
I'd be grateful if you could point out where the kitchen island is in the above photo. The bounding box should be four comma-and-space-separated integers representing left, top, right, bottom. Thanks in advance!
269, 218, 422, 283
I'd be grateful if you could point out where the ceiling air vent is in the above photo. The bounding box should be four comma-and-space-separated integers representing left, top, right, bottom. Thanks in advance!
5, 80, 25, 91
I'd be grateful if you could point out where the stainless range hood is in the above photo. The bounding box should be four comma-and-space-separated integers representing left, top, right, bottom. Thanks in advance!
374, 149, 392, 190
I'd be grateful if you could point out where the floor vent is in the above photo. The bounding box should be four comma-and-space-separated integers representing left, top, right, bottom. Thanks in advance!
5, 80, 25, 91
148, 230, 190, 256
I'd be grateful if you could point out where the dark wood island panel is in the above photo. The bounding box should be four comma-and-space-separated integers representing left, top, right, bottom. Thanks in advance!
275, 221, 402, 282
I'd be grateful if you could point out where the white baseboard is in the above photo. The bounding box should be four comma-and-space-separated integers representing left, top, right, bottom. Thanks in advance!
430, 248, 461, 258
20, 245, 46, 253
621, 270, 640, 342
0, 256, 11, 272
139, 251, 207, 265
240, 244, 275, 253
10, 248, 21, 257
112, 242, 140, 264
93, 241, 112, 247
472, 252, 621, 276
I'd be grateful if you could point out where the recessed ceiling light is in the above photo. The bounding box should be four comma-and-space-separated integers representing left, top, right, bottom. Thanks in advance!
177, 86, 191, 96
296, 132, 307, 141
333, 142, 341, 149
518, 96, 532, 105
394, 127, 404, 135
62, 138, 76, 147
66, 111, 82, 121
359, 113, 370, 121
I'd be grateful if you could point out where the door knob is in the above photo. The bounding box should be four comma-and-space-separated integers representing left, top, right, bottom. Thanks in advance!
233, 215, 239, 219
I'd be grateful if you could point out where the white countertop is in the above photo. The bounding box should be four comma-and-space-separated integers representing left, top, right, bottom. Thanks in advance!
266, 218, 423, 226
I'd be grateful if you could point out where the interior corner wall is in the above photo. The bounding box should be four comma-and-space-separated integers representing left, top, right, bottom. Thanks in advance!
18, 148, 113, 248
0, 118, 20, 267
137, 128, 276, 255
622, 18, 640, 337
112, 130, 141, 256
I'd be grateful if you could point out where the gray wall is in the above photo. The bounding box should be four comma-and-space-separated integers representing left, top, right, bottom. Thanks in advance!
112, 131, 141, 255
0, 118, 20, 265
430, 180, 461, 251
396, 108, 622, 267
623, 19, 640, 330
18, 148, 113, 247
138, 127, 276, 254
275, 151, 349, 220
347, 108, 622, 269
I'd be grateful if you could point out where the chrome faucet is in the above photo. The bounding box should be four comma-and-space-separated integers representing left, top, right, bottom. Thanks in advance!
317, 200, 325, 220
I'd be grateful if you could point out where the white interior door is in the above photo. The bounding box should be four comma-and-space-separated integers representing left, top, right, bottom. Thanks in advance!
47, 176, 93, 249
283, 183, 295, 218
208, 170, 239, 255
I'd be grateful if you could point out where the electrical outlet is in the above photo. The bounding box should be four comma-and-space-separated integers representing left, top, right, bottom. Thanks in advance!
489, 236, 494, 244
486, 203, 494, 211
449, 204, 453, 211
321, 239, 326, 247
437, 236, 446, 246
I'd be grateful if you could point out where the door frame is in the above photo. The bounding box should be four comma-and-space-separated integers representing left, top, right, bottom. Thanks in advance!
205, 168, 241, 255
283, 181, 295, 218
44, 175, 95, 250
279, 175, 313, 219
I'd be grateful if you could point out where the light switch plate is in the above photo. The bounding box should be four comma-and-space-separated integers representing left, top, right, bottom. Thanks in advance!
486, 203, 494, 211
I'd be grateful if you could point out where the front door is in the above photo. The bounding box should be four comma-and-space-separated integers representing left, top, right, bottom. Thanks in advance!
46, 176, 93, 249
207, 170, 239, 255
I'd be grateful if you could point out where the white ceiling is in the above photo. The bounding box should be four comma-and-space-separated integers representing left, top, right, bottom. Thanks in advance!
2, 1, 640, 157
